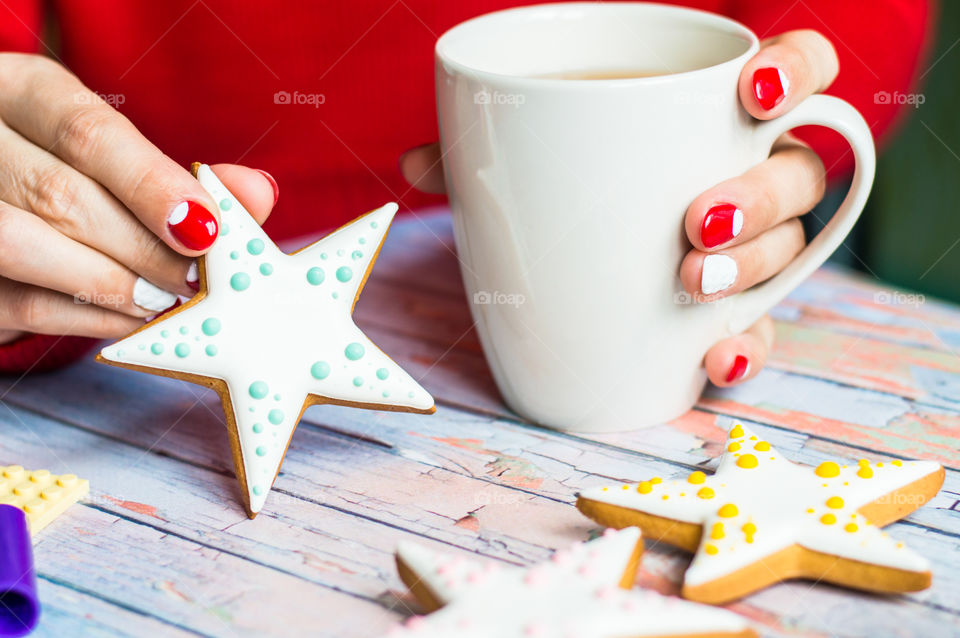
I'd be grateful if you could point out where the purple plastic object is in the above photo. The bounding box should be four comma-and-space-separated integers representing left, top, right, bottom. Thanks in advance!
0, 505, 38, 636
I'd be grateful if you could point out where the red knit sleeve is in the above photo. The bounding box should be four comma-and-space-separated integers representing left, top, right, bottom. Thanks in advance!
0, 0, 43, 52
729, 0, 935, 177
0, 334, 97, 375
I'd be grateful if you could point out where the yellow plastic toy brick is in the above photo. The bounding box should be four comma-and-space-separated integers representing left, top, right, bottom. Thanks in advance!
0, 465, 89, 535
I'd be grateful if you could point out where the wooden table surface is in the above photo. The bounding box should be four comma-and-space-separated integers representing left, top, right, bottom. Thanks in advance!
1, 210, 958, 638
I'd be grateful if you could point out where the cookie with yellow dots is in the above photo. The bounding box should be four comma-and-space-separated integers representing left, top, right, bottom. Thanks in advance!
575, 422, 945, 604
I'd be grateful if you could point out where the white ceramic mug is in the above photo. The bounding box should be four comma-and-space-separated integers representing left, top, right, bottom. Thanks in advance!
435, 2, 874, 432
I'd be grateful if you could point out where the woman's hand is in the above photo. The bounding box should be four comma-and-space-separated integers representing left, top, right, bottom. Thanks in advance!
0, 54, 278, 345
399, 29, 839, 387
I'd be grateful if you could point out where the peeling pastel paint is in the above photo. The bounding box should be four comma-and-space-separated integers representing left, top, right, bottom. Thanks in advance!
911, 367, 960, 404
424, 435, 545, 489
103, 496, 164, 521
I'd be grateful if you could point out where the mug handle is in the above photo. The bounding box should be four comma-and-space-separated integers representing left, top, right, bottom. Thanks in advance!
728, 94, 876, 335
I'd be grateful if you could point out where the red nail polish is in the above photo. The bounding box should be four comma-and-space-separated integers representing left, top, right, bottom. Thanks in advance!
168, 201, 218, 251
256, 169, 280, 206
753, 67, 787, 110
701, 204, 744, 248
726, 355, 749, 383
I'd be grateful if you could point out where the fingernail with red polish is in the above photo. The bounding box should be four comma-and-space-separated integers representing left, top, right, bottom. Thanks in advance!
753, 67, 788, 110
168, 201, 218, 251
701, 204, 743, 248
256, 169, 280, 206
726, 355, 749, 383
186, 261, 199, 292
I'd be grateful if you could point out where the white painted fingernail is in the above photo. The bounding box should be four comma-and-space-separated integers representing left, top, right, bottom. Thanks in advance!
731, 208, 744, 237
186, 261, 199, 284
701, 254, 737, 295
133, 277, 178, 312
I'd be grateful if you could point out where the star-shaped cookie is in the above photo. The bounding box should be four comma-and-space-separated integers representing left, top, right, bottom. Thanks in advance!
98, 164, 435, 516
386, 527, 755, 638
577, 422, 944, 603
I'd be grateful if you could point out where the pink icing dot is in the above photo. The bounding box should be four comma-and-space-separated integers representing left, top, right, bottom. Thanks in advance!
524, 623, 547, 637
524, 569, 547, 587
466, 570, 487, 585
621, 598, 638, 612
551, 551, 572, 566
405, 616, 426, 629
595, 585, 617, 600
577, 564, 594, 578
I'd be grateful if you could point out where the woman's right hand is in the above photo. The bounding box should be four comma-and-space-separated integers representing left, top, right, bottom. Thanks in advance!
0, 53, 278, 345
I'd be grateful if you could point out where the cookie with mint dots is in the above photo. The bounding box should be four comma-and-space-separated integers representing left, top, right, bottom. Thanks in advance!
387, 527, 756, 638
98, 163, 435, 517
576, 422, 944, 603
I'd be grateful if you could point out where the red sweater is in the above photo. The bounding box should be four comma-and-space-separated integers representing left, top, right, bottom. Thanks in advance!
0, 0, 935, 372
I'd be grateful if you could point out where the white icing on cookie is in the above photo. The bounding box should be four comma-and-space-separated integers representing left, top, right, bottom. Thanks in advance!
100, 165, 435, 513
132, 277, 178, 312
579, 422, 940, 587
387, 528, 752, 637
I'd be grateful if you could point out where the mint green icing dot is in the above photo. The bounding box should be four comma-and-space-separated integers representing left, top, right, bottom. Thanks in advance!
230, 250, 239, 260
174, 343, 190, 358
179, 326, 189, 335
382, 391, 390, 398
256, 446, 266, 457
161, 330, 170, 338
376, 368, 389, 380
370, 221, 378, 228
205, 345, 218, 356
248, 406, 255, 412
259, 263, 274, 276
194, 336, 201, 342
353, 376, 364, 387
249, 381, 269, 399
273, 394, 281, 401
407, 391, 414, 398
219, 198, 232, 211
137, 344, 145, 350
116, 349, 125, 358
344, 342, 365, 360
247, 239, 264, 255
320, 252, 327, 260
252, 486, 263, 496
202, 318, 221, 336
230, 272, 251, 291
252, 423, 263, 434
351, 250, 363, 260
306, 267, 325, 286
332, 292, 339, 299
336, 266, 352, 282
220, 223, 230, 236
268, 409, 283, 425
311, 361, 331, 379
336, 249, 344, 257
150, 343, 164, 355
358, 237, 366, 245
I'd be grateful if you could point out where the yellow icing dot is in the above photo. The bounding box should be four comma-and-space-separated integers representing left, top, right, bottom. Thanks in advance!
687, 471, 706, 485
728, 442, 741, 452
742, 522, 756, 543
826, 496, 844, 509
845, 523, 858, 533
844, 481, 849, 486
820, 513, 837, 525
650, 477, 662, 485
754, 441, 771, 452
705, 544, 719, 555
711, 523, 725, 539
858, 459, 870, 467
876, 462, 884, 467
637, 481, 652, 494
622, 485, 630, 490
806, 508, 814, 513
749, 436, 757, 441
896, 542, 904, 549
697, 487, 715, 500
602, 487, 608, 491
662, 495, 669, 500
730, 424, 744, 438
857, 466, 874, 479
815, 462, 840, 478
718, 503, 738, 518
680, 492, 686, 497
892, 460, 903, 466
736, 454, 758, 469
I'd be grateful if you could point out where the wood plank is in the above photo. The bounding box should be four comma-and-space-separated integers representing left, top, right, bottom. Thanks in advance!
1, 364, 957, 627
35, 578, 196, 638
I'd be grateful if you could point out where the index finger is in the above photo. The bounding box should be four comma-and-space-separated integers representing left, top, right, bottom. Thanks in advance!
738, 30, 839, 120
0, 53, 220, 255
